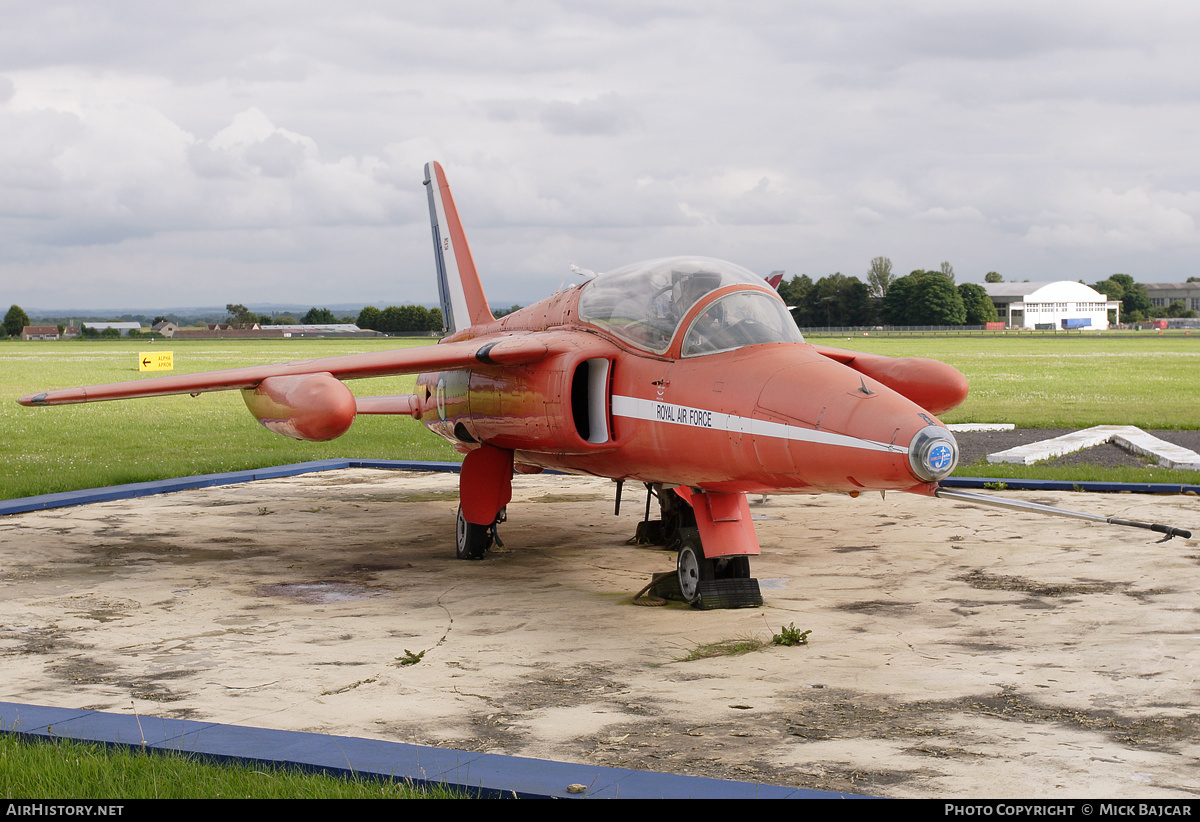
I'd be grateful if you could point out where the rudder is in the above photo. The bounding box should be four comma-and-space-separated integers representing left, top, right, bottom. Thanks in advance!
424, 161, 494, 334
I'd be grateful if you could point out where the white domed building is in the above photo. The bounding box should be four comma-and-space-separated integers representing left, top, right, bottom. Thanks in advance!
983, 281, 1120, 330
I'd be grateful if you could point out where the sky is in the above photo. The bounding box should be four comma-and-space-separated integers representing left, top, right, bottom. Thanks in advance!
2, 1, 1198, 312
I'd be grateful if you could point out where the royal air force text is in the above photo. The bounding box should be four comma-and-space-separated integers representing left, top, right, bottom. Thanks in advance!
654, 403, 713, 429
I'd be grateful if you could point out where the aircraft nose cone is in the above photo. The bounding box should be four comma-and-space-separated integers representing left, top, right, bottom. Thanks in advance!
908, 425, 959, 482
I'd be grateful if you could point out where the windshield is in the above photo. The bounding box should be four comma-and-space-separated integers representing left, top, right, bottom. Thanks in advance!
578, 256, 785, 354
681, 291, 805, 356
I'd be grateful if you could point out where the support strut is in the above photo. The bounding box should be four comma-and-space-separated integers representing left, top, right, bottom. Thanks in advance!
935, 488, 1192, 541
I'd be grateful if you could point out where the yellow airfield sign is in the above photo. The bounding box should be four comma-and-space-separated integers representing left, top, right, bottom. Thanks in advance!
139, 351, 174, 372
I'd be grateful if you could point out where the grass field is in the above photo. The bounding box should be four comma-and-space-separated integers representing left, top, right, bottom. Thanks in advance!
817, 333, 1200, 430
2, 334, 1197, 500
1, 338, 458, 500
0, 734, 461, 799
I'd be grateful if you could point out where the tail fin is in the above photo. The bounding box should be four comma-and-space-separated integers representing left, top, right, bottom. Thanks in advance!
424, 161, 494, 333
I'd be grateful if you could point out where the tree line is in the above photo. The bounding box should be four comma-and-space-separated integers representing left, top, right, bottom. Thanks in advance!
2, 305, 168, 338
353, 305, 443, 333
224, 303, 444, 333
776, 259, 1195, 327
9, 266, 1193, 342
777, 260, 999, 327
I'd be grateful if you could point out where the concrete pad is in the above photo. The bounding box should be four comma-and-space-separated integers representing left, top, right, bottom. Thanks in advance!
2, 469, 1199, 798
987, 424, 1200, 469
947, 423, 1016, 432
1114, 430, 1200, 471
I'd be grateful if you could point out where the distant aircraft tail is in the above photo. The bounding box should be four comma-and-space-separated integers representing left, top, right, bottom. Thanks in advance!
424, 162, 494, 334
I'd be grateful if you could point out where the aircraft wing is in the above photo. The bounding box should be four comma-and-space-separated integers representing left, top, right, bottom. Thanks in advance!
18, 335, 549, 407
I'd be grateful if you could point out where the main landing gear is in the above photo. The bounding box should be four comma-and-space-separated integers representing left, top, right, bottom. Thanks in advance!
454, 443, 513, 561
636, 485, 763, 610
455, 505, 506, 560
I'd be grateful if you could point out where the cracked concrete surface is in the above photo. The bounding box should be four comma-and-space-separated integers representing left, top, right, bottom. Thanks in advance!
1, 469, 1198, 797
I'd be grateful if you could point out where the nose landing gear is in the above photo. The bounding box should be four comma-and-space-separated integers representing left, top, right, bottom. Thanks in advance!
635, 485, 763, 610
674, 534, 761, 609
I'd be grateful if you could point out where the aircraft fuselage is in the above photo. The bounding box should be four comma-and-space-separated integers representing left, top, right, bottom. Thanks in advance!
417, 282, 959, 498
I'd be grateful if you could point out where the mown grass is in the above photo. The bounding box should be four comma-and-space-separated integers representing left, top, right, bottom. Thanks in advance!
2, 333, 1198, 500
1, 338, 459, 500
0, 734, 463, 799
822, 334, 1200, 484
952, 461, 1200, 485
815, 334, 1200, 430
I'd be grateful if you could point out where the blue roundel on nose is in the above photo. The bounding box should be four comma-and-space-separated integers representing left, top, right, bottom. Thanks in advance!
928, 443, 953, 472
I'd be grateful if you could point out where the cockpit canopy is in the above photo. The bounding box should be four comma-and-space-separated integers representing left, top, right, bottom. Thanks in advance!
578, 256, 804, 355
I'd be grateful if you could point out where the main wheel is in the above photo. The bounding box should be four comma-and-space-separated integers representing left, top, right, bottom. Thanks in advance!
676, 535, 714, 605
455, 506, 493, 560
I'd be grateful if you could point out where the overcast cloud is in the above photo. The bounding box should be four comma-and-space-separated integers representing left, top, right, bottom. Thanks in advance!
1, 1, 1198, 311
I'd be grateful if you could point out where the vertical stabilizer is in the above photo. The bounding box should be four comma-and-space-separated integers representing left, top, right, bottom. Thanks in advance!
424, 162, 494, 333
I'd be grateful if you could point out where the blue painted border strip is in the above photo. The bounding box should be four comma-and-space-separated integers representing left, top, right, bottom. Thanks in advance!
0, 460, 462, 516
2, 463, 1195, 518
0, 702, 856, 799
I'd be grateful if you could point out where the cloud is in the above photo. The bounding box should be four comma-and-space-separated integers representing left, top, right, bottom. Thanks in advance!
204, 108, 316, 179
3, 3, 1200, 307
540, 93, 641, 136
1023, 186, 1198, 253
0, 106, 82, 193
0, 81, 414, 266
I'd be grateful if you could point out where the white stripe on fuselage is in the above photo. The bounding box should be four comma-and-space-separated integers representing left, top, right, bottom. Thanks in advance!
611, 395, 907, 454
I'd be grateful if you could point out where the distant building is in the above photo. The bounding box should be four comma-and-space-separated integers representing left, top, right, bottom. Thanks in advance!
171, 323, 372, 340
206, 322, 262, 332
270, 324, 362, 335
82, 322, 142, 336
151, 321, 178, 337
21, 325, 59, 341
1143, 282, 1200, 313
983, 282, 1119, 330
174, 326, 285, 340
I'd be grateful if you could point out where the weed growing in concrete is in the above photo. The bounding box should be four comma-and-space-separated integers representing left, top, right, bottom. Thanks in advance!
771, 623, 811, 647
676, 636, 766, 662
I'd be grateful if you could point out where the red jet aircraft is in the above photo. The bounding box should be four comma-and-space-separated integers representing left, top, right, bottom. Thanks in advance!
19, 162, 1189, 608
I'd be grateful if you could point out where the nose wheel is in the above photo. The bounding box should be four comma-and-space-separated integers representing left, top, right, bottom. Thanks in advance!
676, 536, 712, 605
675, 535, 758, 608
456, 505, 504, 560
